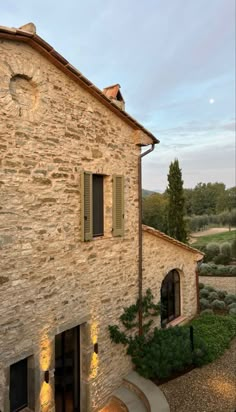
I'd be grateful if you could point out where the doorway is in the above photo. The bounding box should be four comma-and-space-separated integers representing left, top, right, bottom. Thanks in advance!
55, 325, 80, 412
161, 269, 180, 327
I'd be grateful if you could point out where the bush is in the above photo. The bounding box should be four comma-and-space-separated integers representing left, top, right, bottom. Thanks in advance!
211, 300, 226, 310
199, 282, 205, 289
199, 263, 211, 275
204, 285, 216, 292
190, 314, 236, 366
129, 326, 193, 379
200, 298, 210, 310
221, 242, 231, 258
231, 238, 236, 258
230, 266, 236, 276
200, 288, 209, 298
217, 290, 228, 300
228, 302, 236, 310
213, 254, 231, 265
229, 308, 236, 315
206, 242, 220, 261
199, 263, 236, 276
200, 309, 214, 316
208, 291, 219, 302
225, 294, 236, 305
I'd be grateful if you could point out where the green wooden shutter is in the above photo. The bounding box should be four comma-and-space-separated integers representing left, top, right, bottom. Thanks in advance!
113, 175, 124, 237
81, 172, 93, 241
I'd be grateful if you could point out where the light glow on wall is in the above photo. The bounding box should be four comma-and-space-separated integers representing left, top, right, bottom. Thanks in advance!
90, 352, 99, 379
90, 321, 99, 379
40, 336, 52, 371
39, 335, 53, 411
40, 381, 53, 412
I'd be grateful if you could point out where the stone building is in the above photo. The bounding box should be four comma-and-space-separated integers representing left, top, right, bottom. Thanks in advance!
0, 23, 203, 412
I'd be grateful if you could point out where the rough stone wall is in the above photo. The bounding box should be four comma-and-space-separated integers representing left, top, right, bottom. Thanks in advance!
143, 231, 200, 326
0, 40, 141, 411
199, 276, 236, 294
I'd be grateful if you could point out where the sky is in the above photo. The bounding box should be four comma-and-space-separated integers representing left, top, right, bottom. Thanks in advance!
1, 0, 235, 191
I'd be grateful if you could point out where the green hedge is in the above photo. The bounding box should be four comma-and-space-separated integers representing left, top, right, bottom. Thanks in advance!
125, 315, 236, 379
199, 263, 236, 276
189, 315, 236, 365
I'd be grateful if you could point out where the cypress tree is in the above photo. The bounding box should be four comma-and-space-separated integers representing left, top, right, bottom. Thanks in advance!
167, 159, 187, 242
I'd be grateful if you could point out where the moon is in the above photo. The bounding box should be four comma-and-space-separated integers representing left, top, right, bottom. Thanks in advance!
209, 98, 215, 104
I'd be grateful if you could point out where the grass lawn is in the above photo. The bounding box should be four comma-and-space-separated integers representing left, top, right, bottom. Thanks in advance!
193, 230, 236, 247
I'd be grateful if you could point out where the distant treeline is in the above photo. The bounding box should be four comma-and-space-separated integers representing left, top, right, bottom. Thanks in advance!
142, 183, 236, 234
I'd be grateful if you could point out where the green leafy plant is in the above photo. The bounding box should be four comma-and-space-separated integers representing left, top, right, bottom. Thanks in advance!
108, 288, 161, 345
206, 242, 220, 261
220, 242, 231, 258
189, 314, 236, 365
225, 294, 236, 305
200, 288, 210, 298
213, 253, 231, 265
211, 299, 226, 310
200, 309, 214, 316
208, 291, 219, 302
200, 298, 210, 310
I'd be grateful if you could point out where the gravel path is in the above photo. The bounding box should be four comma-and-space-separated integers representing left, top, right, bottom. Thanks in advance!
160, 339, 236, 412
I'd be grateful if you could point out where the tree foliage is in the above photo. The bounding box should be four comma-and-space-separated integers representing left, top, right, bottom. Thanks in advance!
166, 159, 187, 242
142, 193, 168, 232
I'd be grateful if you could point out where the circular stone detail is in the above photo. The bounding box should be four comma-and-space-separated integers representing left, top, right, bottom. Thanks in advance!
10, 74, 38, 109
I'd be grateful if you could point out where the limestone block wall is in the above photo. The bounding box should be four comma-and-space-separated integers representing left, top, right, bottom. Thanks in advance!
143, 229, 202, 325
0, 39, 141, 411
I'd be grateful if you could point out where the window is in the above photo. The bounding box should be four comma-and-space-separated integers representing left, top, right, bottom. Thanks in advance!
81, 172, 124, 240
10, 358, 28, 412
161, 269, 180, 327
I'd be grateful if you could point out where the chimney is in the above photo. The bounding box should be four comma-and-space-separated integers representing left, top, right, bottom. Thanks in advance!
103, 84, 125, 111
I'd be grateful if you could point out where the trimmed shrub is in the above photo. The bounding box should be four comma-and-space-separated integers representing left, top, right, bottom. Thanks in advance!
199, 263, 236, 277
228, 302, 236, 310
229, 308, 236, 315
129, 326, 193, 379
221, 242, 231, 258
206, 242, 220, 261
211, 300, 226, 310
217, 290, 227, 300
199, 263, 211, 275
200, 298, 210, 310
225, 294, 236, 305
200, 309, 214, 316
213, 254, 231, 265
200, 288, 209, 298
190, 314, 236, 366
231, 238, 236, 258
230, 266, 236, 276
199, 282, 205, 289
208, 291, 219, 302
204, 285, 216, 292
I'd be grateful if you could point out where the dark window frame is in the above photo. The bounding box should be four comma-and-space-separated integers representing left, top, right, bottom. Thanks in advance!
161, 269, 180, 327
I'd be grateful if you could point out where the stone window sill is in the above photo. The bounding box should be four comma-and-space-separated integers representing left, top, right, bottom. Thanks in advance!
166, 316, 187, 328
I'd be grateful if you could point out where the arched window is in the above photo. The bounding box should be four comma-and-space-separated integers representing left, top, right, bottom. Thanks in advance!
161, 269, 180, 327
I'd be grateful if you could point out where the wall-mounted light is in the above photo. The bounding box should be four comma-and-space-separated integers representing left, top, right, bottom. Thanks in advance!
44, 370, 50, 384
94, 343, 98, 354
